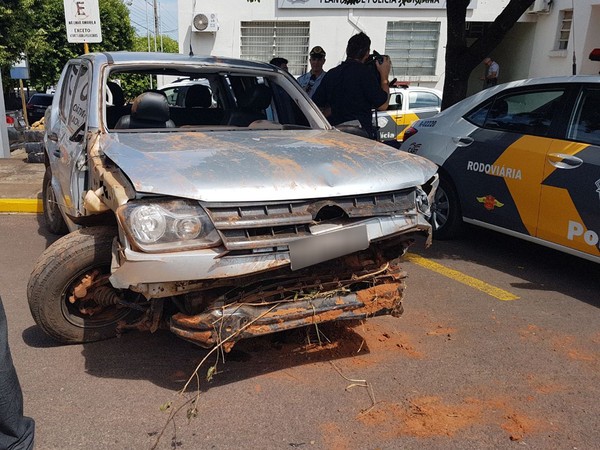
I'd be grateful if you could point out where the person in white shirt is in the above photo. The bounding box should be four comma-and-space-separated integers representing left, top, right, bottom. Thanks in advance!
482, 57, 500, 89
298, 46, 327, 98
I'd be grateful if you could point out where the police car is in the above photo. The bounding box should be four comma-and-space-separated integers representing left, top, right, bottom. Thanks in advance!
375, 84, 442, 146
400, 76, 600, 264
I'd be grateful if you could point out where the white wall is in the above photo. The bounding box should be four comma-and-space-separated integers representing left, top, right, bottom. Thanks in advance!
177, 0, 503, 91
526, 0, 600, 77
176, 0, 600, 92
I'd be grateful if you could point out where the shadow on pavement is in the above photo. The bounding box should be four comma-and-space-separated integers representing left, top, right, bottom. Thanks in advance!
24, 322, 370, 392
410, 224, 600, 309
33, 213, 62, 250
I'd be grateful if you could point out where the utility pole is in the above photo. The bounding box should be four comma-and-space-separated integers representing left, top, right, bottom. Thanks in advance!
153, 0, 159, 52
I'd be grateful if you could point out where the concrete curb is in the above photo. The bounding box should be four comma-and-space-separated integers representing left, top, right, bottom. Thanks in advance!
0, 199, 43, 213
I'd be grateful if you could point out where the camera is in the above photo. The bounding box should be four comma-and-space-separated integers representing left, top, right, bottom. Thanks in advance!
365, 50, 388, 66
365, 50, 389, 83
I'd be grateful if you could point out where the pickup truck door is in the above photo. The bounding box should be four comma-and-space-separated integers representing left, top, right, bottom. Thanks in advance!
47, 61, 91, 219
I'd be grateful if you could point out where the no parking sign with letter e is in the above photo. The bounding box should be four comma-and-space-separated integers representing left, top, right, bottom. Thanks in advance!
63, 0, 102, 44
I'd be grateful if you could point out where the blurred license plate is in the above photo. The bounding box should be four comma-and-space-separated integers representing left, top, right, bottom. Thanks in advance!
289, 225, 369, 271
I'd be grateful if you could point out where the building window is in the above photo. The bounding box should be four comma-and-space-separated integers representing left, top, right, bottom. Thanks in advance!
240, 21, 310, 76
557, 10, 573, 50
384, 21, 440, 77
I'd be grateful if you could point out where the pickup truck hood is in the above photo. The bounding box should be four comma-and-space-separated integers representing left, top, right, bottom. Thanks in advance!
102, 129, 437, 202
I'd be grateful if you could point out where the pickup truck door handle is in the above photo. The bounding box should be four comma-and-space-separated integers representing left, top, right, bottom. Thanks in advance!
53, 149, 61, 158
547, 153, 583, 169
452, 136, 474, 147
47, 132, 58, 142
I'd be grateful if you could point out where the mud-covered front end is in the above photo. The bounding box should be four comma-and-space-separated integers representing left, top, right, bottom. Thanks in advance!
103, 130, 438, 348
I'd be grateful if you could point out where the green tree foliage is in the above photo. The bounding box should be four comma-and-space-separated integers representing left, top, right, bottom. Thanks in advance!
133, 35, 179, 53
117, 35, 180, 102
0, 0, 33, 94
0, 0, 32, 67
25, 0, 136, 91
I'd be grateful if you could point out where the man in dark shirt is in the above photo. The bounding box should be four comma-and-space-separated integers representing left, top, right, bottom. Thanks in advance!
312, 32, 391, 139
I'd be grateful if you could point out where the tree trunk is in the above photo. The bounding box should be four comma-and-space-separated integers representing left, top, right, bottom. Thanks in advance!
442, 0, 536, 110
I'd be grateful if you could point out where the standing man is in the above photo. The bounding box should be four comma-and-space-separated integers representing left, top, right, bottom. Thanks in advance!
270, 57, 289, 72
297, 46, 327, 98
0, 295, 35, 450
481, 57, 500, 89
312, 32, 390, 139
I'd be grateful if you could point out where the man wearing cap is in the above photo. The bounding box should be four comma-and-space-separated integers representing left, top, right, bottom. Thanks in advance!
298, 46, 327, 98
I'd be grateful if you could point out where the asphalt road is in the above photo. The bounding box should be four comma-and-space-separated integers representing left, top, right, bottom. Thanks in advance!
1, 214, 598, 450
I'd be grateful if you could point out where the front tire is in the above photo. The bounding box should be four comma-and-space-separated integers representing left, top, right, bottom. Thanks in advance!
432, 175, 463, 240
27, 226, 138, 344
42, 166, 68, 235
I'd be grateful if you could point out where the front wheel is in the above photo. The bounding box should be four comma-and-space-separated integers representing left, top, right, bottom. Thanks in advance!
431, 175, 463, 240
27, 226, 140, 344
42, 166, 68, 235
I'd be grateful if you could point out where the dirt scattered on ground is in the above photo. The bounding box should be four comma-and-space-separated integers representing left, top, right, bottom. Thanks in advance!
524, 374, 567, 394
357, 395, 547, 441
320, 422, 352, 450
519, 324, 598, 366
551, 335, 597, 363
501, 412, 539, 441
519, 324, 542, 340
425, 325, 456, 338
331, 321, 425, 368
358, 397, 481, 438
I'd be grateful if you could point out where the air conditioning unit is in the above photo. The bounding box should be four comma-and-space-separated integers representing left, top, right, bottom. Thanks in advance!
192, 13, 219, 32
527, 0, 551, 14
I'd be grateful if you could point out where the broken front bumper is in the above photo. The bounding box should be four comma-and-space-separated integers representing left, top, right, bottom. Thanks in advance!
169, 247, 407, 349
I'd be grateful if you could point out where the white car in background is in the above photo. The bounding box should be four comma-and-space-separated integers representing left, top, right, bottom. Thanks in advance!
375, 84, 442, 147
159, 77, 214, 107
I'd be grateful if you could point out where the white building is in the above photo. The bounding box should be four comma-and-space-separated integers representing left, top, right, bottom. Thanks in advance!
176, 0, 600, 95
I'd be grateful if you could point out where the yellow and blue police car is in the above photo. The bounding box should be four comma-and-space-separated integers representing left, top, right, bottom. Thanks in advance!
375, 84, 442, 146
400, 76, 600, 264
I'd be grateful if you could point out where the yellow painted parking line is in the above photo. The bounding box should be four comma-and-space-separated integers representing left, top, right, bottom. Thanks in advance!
405, 253, 520, 301
0, 199, 43, 213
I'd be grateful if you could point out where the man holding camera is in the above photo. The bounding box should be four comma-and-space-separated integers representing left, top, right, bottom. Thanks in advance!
312, 32, 391, 139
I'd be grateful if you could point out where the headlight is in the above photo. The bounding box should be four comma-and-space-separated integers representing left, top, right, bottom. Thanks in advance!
117, 199, 222, 252
415, 174, 439, 220
415, 187, 431, 219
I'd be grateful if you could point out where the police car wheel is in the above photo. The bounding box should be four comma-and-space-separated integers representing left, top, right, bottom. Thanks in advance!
432, 176, 463, 240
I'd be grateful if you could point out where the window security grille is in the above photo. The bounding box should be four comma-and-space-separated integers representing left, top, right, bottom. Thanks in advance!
557, 10, 573, 50
241, 21, 310, 76
385, 21, 440, 77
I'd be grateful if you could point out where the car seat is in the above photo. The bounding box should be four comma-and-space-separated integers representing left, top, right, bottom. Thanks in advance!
185, 84, 212, 108
175, 84, 224, 126
106, 81, 131, 129
222, 84, 272, 127
114, 91, 176, 129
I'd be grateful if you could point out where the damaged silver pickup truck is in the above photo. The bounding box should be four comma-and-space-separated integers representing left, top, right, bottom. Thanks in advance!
28, 52, 438, 350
